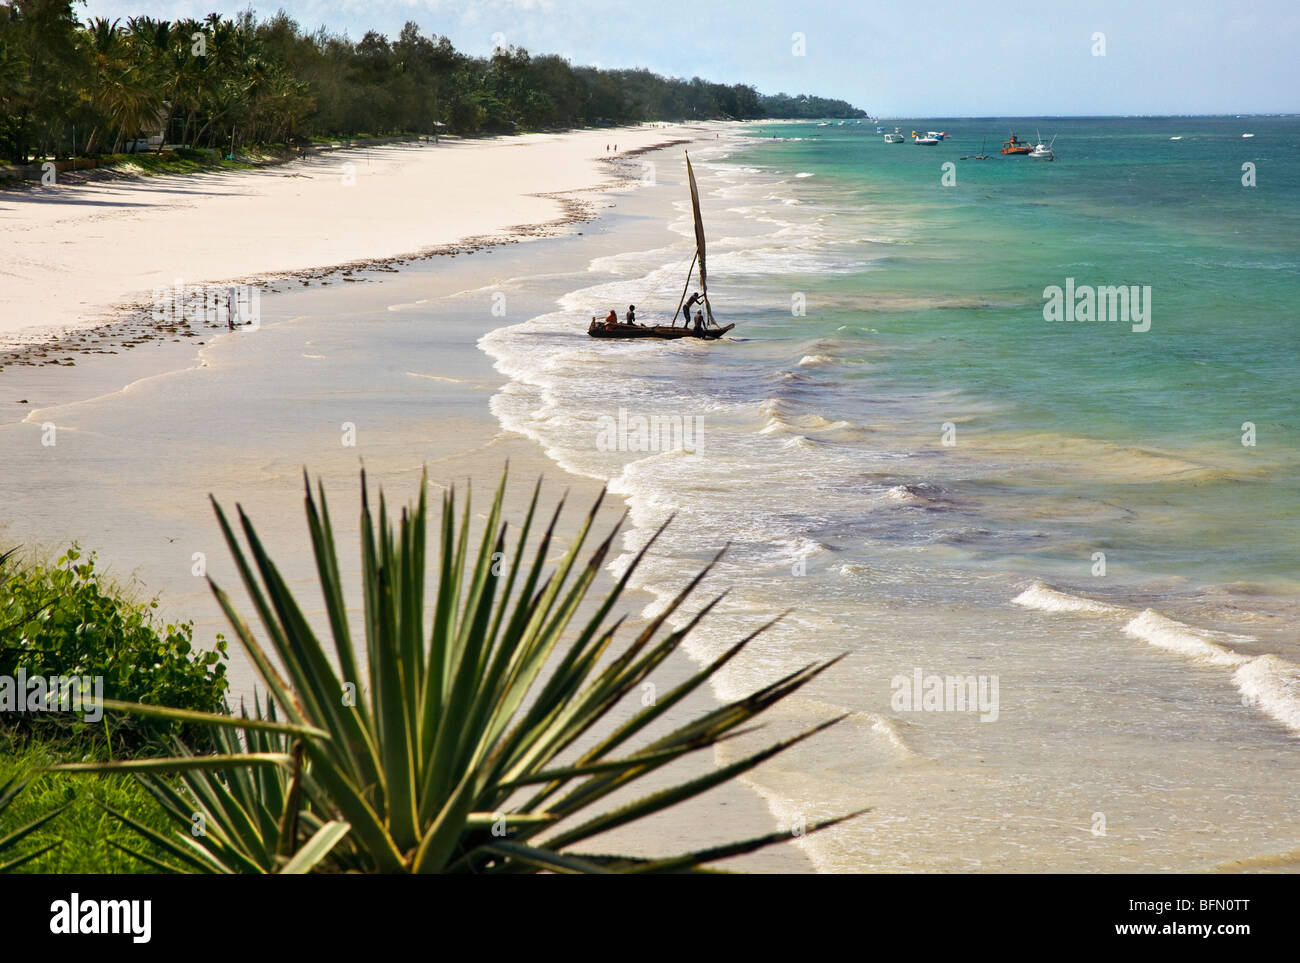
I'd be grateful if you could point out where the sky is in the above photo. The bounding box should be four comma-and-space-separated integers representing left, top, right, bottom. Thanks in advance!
77, 0, 1300, 116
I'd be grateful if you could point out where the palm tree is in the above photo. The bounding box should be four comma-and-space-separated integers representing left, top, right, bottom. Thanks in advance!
79, 18, 161, 154
78, 17, 122, 155
58, 470, 857, 873
188, 15, 250, 152
125, 16, 185, 154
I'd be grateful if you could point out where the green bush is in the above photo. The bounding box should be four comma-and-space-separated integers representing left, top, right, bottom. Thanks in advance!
0, 546, 228, 751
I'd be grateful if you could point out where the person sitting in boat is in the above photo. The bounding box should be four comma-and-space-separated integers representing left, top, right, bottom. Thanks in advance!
693, 310, 706, 337
681, 291, 703, 326
604, 308, 618, 330
626, 305, 636, 325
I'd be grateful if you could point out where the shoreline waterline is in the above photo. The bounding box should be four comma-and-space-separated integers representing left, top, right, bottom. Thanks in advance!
478, 118, 1300, 872
3, 116, 1297, 873
0, 128, 816, 871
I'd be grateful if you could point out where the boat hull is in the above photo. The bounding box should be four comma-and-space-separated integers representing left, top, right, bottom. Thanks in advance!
587, 321, 735, 340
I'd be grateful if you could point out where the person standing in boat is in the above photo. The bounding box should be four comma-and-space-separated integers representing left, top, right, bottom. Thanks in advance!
693, 309, 706, 337
681, 291, 703, 327
626, 305, 637, 325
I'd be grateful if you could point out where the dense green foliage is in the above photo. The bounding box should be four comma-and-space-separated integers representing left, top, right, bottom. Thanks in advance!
0, 0, 865, 163
0, 545, 228, 750
760, 92, 871, 119
0, 547, 223, 873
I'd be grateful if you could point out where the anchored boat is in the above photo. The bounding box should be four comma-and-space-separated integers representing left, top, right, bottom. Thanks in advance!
588, 152, 735, 341
1028, 139, 1056, 161
1001, 132, 1032, 155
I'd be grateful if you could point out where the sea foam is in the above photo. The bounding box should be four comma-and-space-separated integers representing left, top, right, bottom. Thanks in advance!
1012, 580, 1126, 615
1234, 655, 1300, 735
1122, 609, 1251, 667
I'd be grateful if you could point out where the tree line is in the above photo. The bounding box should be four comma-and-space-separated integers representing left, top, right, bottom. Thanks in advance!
0, 0, 866, 164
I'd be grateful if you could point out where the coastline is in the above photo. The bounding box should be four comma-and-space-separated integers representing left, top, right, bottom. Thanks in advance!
7, 113, 1299, 873
0, 124, 706, 357
0, 121, 816, 872
468, 121, 1300, 873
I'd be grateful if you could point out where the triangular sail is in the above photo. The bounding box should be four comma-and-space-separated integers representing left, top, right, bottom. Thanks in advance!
685, 153, 714, 323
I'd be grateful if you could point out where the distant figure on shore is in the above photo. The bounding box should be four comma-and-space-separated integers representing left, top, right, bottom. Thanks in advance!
681, 291, 702, 326
626, 304, 636, 324
693, 310, 705, 337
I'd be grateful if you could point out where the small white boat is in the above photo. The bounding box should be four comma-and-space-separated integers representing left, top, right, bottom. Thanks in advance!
912, 131, 940, 145
1170, 136, 1183, 141
1028, 131, 1056, 161
926, 130, 948, 140
1242, 133, 1255, 138
884, 128, 905, 143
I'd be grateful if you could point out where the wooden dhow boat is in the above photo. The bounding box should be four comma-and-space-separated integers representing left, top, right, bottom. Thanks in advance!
588, 152, 735, 340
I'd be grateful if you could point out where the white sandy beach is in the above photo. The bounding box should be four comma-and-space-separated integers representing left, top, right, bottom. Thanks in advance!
0, 124, 708, 345
0, 122, 815, 871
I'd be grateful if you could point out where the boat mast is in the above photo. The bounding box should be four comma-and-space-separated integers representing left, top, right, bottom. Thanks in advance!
685, 153, 715, 325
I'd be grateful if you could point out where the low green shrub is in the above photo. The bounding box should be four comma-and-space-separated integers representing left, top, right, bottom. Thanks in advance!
0, 546, 228, 752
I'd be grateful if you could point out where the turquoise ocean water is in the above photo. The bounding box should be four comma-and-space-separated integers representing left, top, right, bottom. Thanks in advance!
483, 117, 1300, 871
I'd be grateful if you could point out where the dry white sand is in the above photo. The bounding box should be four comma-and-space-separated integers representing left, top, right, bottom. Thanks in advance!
0, 124, 706, 346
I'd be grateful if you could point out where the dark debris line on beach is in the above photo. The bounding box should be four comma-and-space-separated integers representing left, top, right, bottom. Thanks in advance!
0, 135, 699, 376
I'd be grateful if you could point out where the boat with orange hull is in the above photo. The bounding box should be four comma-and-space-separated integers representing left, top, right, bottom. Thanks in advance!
1001, 133, 1032, 155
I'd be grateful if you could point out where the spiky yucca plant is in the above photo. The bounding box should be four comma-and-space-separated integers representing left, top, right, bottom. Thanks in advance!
57, 470, 854, 872
0, 777, 67, 872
